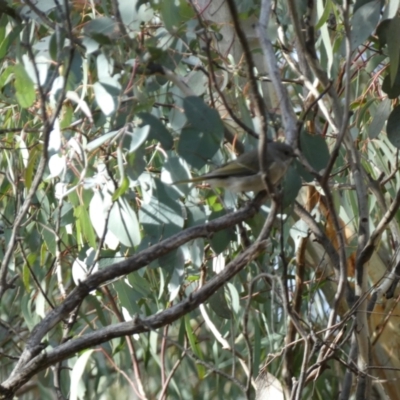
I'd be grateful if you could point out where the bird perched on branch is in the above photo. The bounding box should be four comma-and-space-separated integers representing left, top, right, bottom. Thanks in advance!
174, 141, 295, 192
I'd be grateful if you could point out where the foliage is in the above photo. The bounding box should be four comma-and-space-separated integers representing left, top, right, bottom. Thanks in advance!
0, 0, 399, 399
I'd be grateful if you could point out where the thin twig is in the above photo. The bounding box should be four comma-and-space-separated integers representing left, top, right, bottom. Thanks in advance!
257, 0, 298, 145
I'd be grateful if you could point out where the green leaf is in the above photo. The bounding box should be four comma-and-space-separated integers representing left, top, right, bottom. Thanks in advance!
122, 125, 150, 153
0, 23, 21, 61
49, 31, 61, 61
353, 0, 382, 14
93, 79, 121, 116
0, 15, 9, 60
226, 283, 240, 314
209, 288, 231, 319
350, 1, 381, 51
41, 225, 56, 256
138, 112, 173, 149
70, 350, 94, 400
127, 272, 152, 299
315, 0, 332, 30
246, 207, 269, 238
118, 0, 154, 30
164, 250, 185, 300
112, 176, 130, 201
14, 64, 35, 108
25, 146, 40, 190
139, 179, 184, 240
317, 0, 333, 71
382, 70, 400, 98
22, 264, 30, 293
388, 17, 400, 86
376, 19, 391, 48
126, 149, 146, 182
209, 210, 235, 254
187, 238, 205, 269
282, 165, 302, 209
81, 36, 99, 54
178, 126, 221, 170
369, 98, 391, 139
89, 190, 119, 250
85, 130, 119, 152
184, 314, 206, 379
108, 196, 141, 247
160, 0, 183, 32
0, 64, 13, 89
86, 295, 108, 327
136, 0, 148, 10
387, 105, 400, 148
383, 0, 400, 19
186, 204, 207, 227
161, 153, 192, 195
60, 104, 73, 129
21, 295, 38, 331
75, 205, 97, 249
51, 203, 74, 227
84, 17, 118, 41
183, 96, 224, 138
114, 280, 141, 315
300, 131, 330, 172
178, 0, 196, 20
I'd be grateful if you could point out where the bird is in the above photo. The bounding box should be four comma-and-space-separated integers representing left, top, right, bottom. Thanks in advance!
173, 141, 295, 192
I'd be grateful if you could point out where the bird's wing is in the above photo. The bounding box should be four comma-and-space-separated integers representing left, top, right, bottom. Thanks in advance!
202, 151, 259, 179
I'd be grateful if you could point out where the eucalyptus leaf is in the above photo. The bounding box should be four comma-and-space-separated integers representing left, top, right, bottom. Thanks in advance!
108, 196, 141, 247
209, 288, 231, 319
187, 238, 204, 269
84, 17, 119, 41
300, 131, 330, 172
388, 17, 400, 85
93, 80, 121, 116
70, 350, 94, 400
351, 1, 381, 51
161, 153, 192, 196
160, 0, 184, 32
118, 0, 154, 31
123, 125, 150, 153
183, 96, 224, 138
209, 209, 235, 254
382, 69, 400, 98
127, 272, 152, 299
138, 112, 173, 149
178, 126, 221, 170
114, 280, 141, 315
14, 64, 35, 108
139, 179, 184, 241
282, 165, 302, 209
85, 130, 120, 152
387, 106, 400, 148
383, 0, 400, 20
376, 19, 391, 48
369, 98, 391, 138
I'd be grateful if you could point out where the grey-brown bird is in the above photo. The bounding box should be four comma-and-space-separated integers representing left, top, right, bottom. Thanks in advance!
174, 142, 295, 192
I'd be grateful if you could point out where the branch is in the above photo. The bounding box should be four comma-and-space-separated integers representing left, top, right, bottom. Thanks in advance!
257, 0, 298, 145
224, 0, 276, 195
286, 0, 342, 125
8, 194, 267, 379
359, 185, 400, 314
1, 234, 273, 394
0, 35, 75, 299
293, 201, 340, 270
